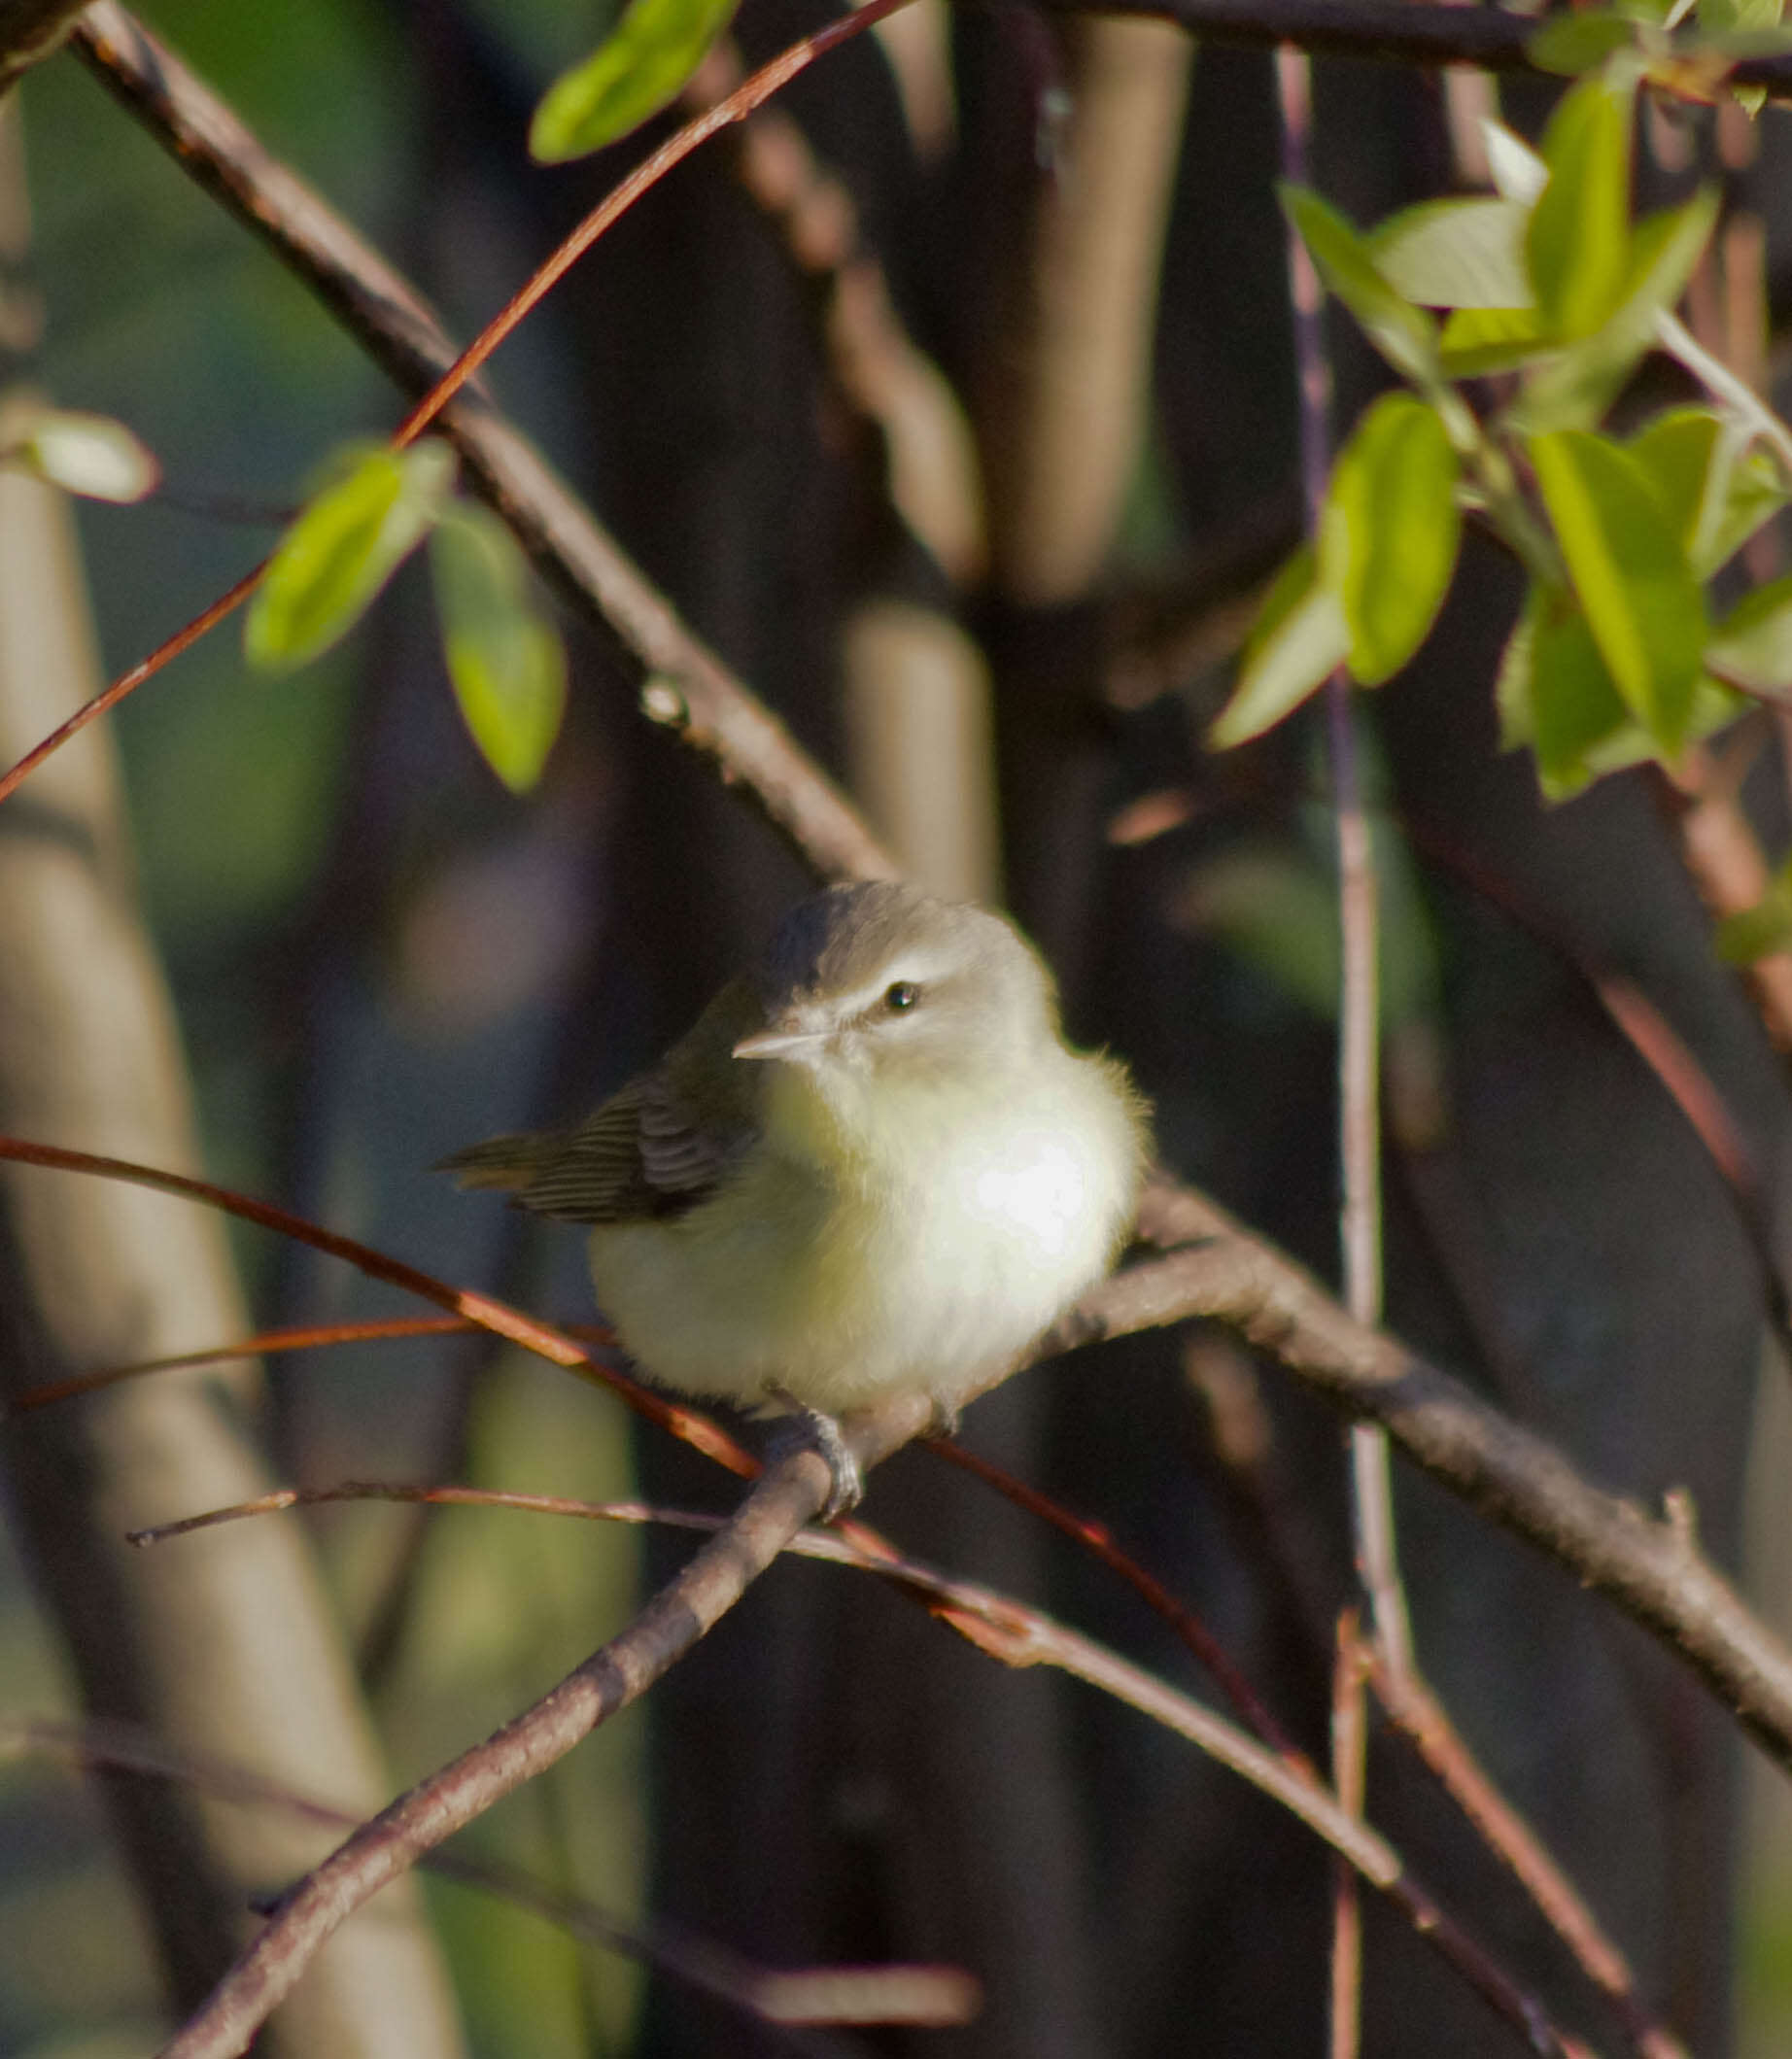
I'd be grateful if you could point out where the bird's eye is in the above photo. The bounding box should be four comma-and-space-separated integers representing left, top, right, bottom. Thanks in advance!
883, 980, 919, 1012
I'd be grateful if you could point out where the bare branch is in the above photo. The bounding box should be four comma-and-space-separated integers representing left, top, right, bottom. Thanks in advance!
68, 2, 897, 886
4, 1717, 975, 2043
1112, 1180, 1792, 1769
133, 1481, 1589, 2057
155, 1431, 864, 2059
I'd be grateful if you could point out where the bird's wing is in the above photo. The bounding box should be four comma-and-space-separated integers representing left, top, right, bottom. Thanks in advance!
436, 978, 764, 1224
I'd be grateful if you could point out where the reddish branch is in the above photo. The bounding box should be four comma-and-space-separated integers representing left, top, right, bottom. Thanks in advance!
151, 1438, 861, 2059
60, 1, 897, 883
137, 1476, 1586, 2058
14, 1129, 1792, 1789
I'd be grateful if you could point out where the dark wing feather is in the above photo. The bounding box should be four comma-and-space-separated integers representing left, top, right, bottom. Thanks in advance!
436, 977, 765, 1224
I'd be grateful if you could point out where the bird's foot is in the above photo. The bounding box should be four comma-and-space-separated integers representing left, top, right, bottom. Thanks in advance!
766, 1387, 863, 1518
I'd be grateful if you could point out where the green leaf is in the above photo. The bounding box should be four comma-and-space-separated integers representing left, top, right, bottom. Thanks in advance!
5, 408, 159, 502
1482, 120, 1549, 206
1278, 185, 1439, 388
1700, 0, 1784, 38
1370, 198, 1532, 310
1626, 409, 1721, 555
1529, 13, 1642, 74
1529, 591, 1636, 796
1707, 571, 1792, 691
1622, 407, 1790, 575
246, 441, 455, 671
1529, 429, 1708, 751
1504, 586, 1746, 795
1209, 544, 1348, 749
1716, 884, 1792, 963
1320, 395, 1461, 684
1695, 438, 1791, 574
431, 504, 569, 792
1526, 74, 1635, 340
1494, 587, 1545, 750
1515, 187, 1718, 429
1439, 305, 1549, 378
530, 0, 741, 160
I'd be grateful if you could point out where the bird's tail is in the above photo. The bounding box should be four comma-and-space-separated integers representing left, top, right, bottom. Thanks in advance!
434, 1133, 555, 1192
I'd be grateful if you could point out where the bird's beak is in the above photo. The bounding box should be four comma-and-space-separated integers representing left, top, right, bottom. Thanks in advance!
734, 1014, 831, 1063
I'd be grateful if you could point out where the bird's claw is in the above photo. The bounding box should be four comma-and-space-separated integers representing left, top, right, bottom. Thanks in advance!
767, 1387, 863, 1518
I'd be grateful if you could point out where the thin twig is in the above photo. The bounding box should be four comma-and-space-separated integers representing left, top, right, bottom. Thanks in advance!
10, 5, 902, 884
382, 0, 924, 452
927, 1435, 1308, 1760
133, 1481, 1589, 2059
0, 1133, 753, 1475
16, 1134, 1792, 1773
1, 1313, 487, 1415
1273, 45, 1412, 1690
1329, 1610, 1370, 2059
2, 1717, 971, 2048
149, 1438, 869, 2059
1369, 1660, 1688, 2059
1105, 1178, 1792, 1771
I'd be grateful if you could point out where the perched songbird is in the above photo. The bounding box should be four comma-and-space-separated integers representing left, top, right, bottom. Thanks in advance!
441, 882, 1148, 1503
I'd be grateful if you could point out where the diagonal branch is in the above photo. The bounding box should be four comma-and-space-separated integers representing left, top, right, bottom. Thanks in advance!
68, 1, 897, 886
145, 1479, 1589, 2059
155, 1431, 865, 2059
1112, 1181, 1792, 1770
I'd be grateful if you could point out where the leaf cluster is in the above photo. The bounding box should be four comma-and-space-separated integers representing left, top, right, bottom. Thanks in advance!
243, 442, 568, 795
1213, 66, 1792, 824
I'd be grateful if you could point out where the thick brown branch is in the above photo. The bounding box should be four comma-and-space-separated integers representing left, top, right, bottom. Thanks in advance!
69, 2, 898, 888
1046, 0, 1792, 98
155, 1430, 868, 2059
1108, 1181, 1792, 1769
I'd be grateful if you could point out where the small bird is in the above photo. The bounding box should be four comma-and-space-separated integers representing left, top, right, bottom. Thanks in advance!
441, 881, 1148, 1505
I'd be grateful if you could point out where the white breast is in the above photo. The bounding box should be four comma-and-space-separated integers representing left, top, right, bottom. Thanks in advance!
588, 1053, 1140, 1416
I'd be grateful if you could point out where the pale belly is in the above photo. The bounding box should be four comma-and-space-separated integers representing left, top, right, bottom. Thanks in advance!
587, 1094, 1134, 1415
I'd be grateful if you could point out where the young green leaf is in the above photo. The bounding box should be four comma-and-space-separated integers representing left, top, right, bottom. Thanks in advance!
1482, 120, 1549, 207
6, 408, 159, 502
1626, 409, 1721, 555
1525, 73, 1635, 340
247, 441, 455, 671
1209, 544, 1348, 749
1502, 583, 1745, 792
1514, 188, 1718, 431
1278, 185, 1439, 388
1526, 594, 1635, 797
1321, 395, 1461, 685
1370, 198, 1532, 310
530, 0, 741, 161
1529, 429, 1708, 752
1706, 572, 1792, 692
1700, 0, 1784, 37
431, 503, 568, 792
1439, 306, 1549, 379
1694, 439, 1791, 575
